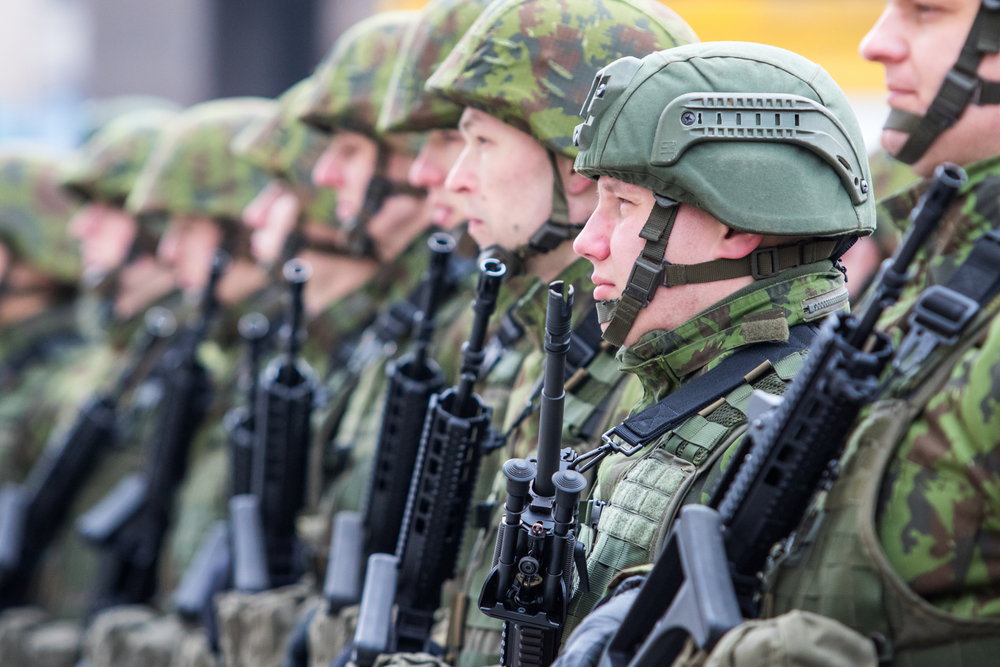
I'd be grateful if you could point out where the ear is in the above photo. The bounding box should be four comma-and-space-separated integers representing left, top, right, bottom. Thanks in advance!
565, 170, 596, 196
715, 227, 763, 260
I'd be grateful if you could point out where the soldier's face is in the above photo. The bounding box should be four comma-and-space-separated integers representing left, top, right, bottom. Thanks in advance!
68, 202, 138, 273
157, 214, 222, 292
861, 0, 1000, 174
312, 130, 378, 221
576, 176, 757, 346
409, 129, 467, 231
448, 108, 557, 251
242, 181, 299, 266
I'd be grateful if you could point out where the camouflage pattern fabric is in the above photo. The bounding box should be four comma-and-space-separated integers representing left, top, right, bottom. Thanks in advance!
868, 148, 921, 260
299, 11, 420, 149
562, 263, 848, 638
765, 154, 1000, 644
126, 98, 276, 222
62, 109, 178, 207
216, 584, 318, 667
231, 79, 339, 227
0, 149, 82, 282
425, 0, 697, 159
376, 0, 493, 134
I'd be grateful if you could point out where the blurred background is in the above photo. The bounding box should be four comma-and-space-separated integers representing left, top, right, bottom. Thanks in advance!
0, 0, 889, 151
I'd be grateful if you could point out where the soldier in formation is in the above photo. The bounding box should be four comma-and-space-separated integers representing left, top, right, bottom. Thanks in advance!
0, 0, 995, 666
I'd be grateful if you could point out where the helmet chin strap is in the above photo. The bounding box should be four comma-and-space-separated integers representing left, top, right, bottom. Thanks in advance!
344, 143, 426, 260
477, 149, 583, 278
599, 197, 841, 347
884, 0, 1000, 165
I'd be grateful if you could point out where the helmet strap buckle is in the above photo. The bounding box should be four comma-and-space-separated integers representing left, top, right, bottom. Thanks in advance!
750, 246, 780, 280
622, 256, 664, 306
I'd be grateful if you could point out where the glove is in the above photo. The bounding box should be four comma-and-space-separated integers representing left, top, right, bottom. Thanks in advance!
552, 576, 646, 667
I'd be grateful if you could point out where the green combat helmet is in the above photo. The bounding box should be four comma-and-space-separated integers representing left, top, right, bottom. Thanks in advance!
231, 79, 339, 229
298, 11, 426, 258
0, 149, 82, 283
63, 108, 178, 208
376, 0, 493, 134
426, 0, 698, 277
572, 41, 877, 345
127, 97, 276, 229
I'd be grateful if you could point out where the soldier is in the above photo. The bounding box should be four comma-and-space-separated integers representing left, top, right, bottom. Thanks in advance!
613, 1, 1000, 665
556, 6, 1000, 663
63, 108, 180, 342
75, 98, 279, 667
380, 2, 699, 666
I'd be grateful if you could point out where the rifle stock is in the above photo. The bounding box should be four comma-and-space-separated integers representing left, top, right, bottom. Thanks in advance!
478, 281, 588, 667
0, 306, 176, 610
595, 163, 968, 667
348, 258, 505, 663
78, 251, 227, 614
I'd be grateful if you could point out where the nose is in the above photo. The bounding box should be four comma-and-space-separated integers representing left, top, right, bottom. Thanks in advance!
409, 146, 445, 189
312, 143, 344, 190
157, 221, 181, 266
68, 205, 99, 239
573, 210, 611, 263
860, 5, 907, 65
445, 143, 476, 195
243, 184, 279, 230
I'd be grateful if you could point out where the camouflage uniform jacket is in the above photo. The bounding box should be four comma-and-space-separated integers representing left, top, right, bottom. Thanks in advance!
563, 261, 849, 635
764, 155, 1000, 665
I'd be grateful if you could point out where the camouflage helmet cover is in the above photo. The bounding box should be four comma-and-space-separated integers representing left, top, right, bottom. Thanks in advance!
425, 0, 699, 159
126, 97, 276, 221
232, 80, 338, 226
0, 149, 82, 281
62, 108, 177, 206
574, 42, 876, 238
299, 11, 420, 144
377, 0, 493, 134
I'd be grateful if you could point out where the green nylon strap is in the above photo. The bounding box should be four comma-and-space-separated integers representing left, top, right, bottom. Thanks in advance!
547, 149, 570, 227
883, 108, 922, 135
662, 240, 839, 287
889, 2, 1000, 164
601, 203, 678, 346
596, 300, 617, 324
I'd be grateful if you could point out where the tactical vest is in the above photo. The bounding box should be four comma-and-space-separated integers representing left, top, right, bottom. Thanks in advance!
767, 309, 1000, 666
562, 349, 807, 637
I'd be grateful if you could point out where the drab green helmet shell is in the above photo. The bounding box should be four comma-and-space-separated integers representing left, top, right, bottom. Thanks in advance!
126, 97, 276, 222
574, 42, 876, 238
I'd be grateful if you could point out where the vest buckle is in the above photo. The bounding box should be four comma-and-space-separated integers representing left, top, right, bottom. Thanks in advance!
893, 285, 980, 374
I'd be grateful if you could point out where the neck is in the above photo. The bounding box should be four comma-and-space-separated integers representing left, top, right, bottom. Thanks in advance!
114, 257, 176, 321
526, 241, 581, 283
375, 211, 431, 262
217, 259, 268, 306
300, 250, 379, 316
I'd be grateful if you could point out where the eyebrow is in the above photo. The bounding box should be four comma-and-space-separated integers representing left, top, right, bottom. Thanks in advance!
458, 115, 477, 134
602, 179, 636, 197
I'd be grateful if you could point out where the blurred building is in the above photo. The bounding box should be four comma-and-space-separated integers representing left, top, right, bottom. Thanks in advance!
0, 0, 890, 150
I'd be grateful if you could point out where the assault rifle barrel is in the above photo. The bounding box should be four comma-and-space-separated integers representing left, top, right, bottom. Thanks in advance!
534, 282, 573, 498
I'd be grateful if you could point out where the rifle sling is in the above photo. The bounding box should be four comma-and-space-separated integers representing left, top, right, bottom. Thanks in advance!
610, 324, 820, 448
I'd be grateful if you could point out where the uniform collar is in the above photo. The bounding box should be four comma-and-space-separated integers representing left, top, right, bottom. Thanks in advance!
618, 262, 845, 409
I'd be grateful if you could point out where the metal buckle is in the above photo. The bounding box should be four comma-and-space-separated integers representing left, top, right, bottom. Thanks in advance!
750, 247, 779, 280
622, 256, 664, 305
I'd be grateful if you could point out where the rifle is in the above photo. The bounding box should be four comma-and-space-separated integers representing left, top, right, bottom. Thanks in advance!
173, 311, 270, 645
323, 233, 455, 612
349, 258, 506, 666
231, 258, 322, 590
77, 251, 227, 615
475, 281, 589, 667
594, 163, 967, 667
0, 306, 177, 610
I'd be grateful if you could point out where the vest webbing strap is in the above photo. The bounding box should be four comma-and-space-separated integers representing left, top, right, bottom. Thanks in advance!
608, 324, 819, 448
884, 1, 1000, 164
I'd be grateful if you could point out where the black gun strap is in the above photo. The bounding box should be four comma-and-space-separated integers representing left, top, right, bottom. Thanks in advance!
611, 325, 820, 448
